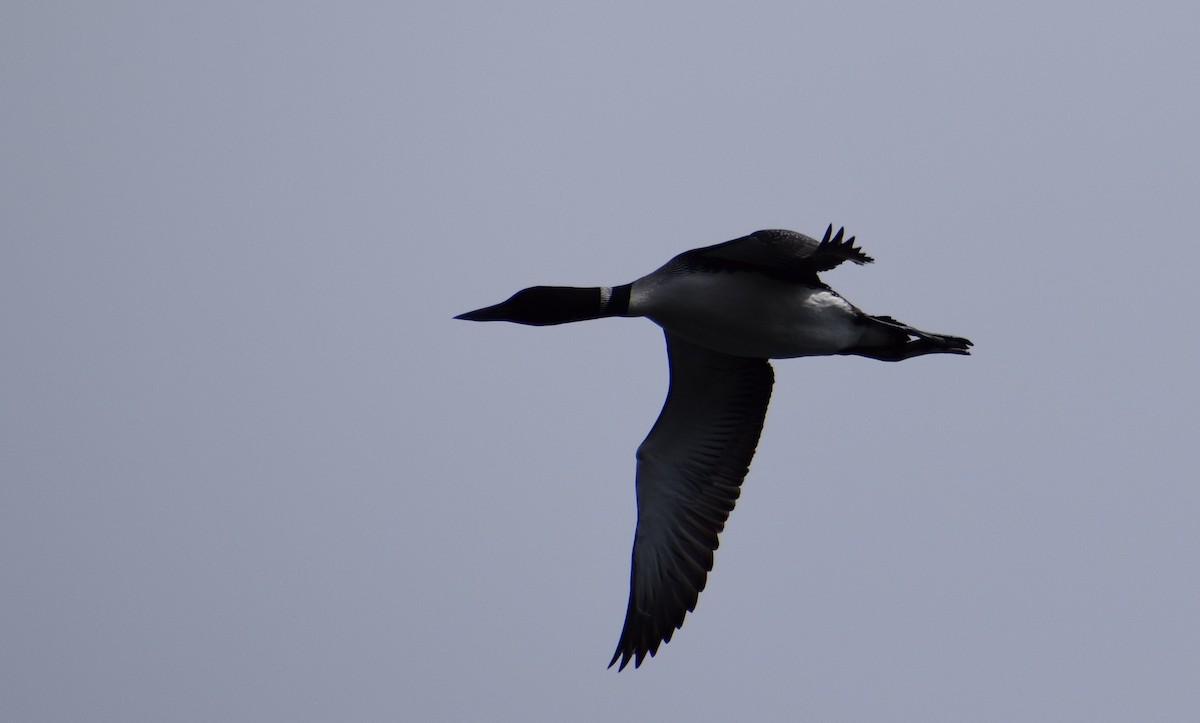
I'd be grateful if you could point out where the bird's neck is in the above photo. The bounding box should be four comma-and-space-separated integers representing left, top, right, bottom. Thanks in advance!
544, 283, 632, 324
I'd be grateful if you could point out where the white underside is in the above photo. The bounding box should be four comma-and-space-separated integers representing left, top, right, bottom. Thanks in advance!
630, 271, 865, 359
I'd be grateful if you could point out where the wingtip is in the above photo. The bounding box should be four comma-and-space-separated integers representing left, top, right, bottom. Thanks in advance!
817, 223, 874, 266
608, 646, 636, 671
609, 625, 661, 671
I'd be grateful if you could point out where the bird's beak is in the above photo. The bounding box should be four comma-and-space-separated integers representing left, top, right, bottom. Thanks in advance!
454, 301, 511, 322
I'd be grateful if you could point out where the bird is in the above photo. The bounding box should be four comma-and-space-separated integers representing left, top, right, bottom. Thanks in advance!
455, 225, 972, 670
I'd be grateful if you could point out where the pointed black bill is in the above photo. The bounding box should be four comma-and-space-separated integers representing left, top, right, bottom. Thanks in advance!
454, 302, 510, 322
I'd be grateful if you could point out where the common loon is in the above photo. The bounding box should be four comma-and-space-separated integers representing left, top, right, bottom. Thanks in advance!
456, 225, 972, 670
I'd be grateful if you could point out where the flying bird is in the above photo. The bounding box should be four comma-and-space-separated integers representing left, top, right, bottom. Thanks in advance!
455, 225, 972, 670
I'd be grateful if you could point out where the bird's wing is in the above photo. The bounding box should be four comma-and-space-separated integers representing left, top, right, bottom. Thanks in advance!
689, 225, 874, 281
609, 332, 774, 670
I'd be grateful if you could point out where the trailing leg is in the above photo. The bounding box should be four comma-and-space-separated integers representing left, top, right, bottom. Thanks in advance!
843, 314, 973, 362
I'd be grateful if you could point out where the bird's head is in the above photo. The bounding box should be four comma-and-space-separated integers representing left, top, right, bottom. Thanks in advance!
455, 286, 610, 326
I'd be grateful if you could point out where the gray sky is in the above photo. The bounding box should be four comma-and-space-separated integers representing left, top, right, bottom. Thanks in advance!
3, 2, 1198, 721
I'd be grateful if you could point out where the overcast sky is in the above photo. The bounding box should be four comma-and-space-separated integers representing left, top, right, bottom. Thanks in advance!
4, 2, 1199, 721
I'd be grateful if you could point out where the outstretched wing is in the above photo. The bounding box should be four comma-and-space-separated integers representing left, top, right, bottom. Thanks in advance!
610, 333, 774, 670
687, 224, 874, 282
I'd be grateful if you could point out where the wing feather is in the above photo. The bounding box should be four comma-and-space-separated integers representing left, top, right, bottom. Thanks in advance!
685, 224, 874, 282
609, 333, 774, 670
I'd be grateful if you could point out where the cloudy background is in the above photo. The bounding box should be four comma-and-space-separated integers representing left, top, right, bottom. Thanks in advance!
3, 2, 1198, 721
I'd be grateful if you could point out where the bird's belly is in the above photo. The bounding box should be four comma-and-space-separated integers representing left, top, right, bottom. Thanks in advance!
634, 274, 864, 359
